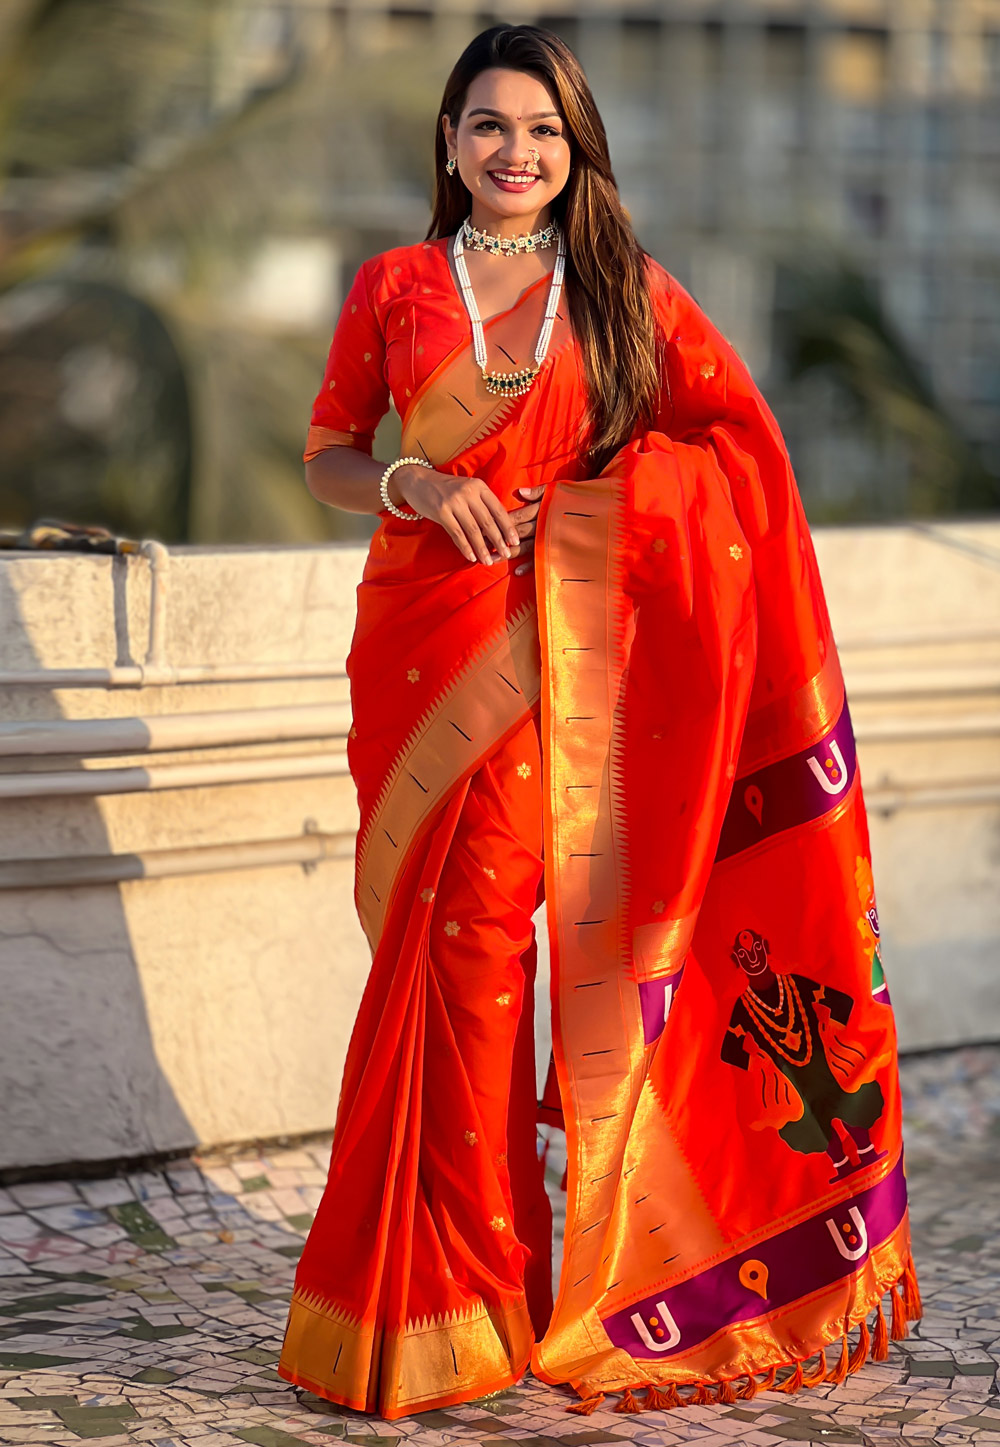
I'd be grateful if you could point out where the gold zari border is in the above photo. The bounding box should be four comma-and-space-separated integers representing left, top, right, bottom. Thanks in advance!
280, 1286, 533, 1419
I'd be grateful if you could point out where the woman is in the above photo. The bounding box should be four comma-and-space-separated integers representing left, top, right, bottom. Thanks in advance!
277, 22, 919, 1422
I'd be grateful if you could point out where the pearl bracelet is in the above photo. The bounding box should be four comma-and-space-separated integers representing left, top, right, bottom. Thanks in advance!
380, 456, 430, 519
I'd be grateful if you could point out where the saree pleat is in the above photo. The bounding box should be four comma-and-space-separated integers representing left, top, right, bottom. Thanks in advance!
279, 238, 917, 1419
281, 716, 551, 1416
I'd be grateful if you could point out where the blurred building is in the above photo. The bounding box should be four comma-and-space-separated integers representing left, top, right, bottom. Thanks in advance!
1, 0, 996, 534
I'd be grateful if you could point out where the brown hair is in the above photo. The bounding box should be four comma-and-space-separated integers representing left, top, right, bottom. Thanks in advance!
426, 24, 663, 473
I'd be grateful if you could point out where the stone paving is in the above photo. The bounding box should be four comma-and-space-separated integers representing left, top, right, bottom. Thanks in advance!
0, 1046, 997, 1447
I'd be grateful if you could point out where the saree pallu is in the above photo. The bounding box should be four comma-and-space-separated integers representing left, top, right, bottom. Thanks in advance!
278, 255, 919, 1418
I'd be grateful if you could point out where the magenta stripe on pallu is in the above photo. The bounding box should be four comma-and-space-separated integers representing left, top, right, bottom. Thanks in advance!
601, 1155, 907, 1360
715, 702, 858, 863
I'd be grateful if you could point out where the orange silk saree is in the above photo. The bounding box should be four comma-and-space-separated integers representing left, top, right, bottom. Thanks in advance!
277, 239, 919, 1419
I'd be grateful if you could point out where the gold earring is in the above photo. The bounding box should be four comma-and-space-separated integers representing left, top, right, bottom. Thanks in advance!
446, 157, 456, 176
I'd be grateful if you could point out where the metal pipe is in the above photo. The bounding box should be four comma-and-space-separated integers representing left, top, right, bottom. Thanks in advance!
0, 703, 352, 757
140, 539, 168, 668
0, 749, 350, 799
0, 828, 356, 891
0, 662, 349, 689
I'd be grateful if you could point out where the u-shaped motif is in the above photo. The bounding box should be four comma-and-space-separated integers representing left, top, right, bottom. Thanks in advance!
807, 740, 849, 795
825, 1205, 869, 1261
630, 1302, 682, 1352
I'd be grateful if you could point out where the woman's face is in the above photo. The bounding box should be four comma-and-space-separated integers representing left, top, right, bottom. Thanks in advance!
442, 67, 572, 233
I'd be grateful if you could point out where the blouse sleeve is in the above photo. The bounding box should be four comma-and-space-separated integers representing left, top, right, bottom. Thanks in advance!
304, 258, 391, 462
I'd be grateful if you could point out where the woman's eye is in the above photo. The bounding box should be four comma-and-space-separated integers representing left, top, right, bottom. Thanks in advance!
472, 121, 562, 137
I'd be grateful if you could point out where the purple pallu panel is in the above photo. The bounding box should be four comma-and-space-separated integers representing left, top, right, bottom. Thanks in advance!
602, 1155, 907, 1359
638, 966, 686, 1046
716, 702, 858, 863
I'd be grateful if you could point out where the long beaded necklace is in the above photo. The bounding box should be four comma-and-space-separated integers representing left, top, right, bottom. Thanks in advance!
452, 219, 566, 398
743, 975, 814, 1067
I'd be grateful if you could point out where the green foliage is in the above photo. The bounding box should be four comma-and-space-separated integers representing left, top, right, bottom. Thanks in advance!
0, 0, 443, 543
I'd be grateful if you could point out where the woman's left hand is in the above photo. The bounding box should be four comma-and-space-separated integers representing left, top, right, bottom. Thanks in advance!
500, 485, 545, 575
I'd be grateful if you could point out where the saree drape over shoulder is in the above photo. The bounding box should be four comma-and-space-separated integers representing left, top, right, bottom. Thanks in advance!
277, 238, 919, 1420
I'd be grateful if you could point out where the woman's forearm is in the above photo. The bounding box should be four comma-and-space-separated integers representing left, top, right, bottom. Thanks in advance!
305, 446, 420, 515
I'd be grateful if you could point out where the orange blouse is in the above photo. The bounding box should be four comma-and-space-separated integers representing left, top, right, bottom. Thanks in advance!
306, 237, 560, 462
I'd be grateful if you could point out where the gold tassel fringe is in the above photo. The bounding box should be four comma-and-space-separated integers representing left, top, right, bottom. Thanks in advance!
775, 1361, 804, 1394
802, 1349, 828, 1387
826, 1333, 850, 1384
848, 1319, 870, 1375
903, 1254, 923, 1321
645, 1381, 680, 1409
567, 1393, 605, 1415
565, 1257, 923, 1415
614, 1386, 643, 1414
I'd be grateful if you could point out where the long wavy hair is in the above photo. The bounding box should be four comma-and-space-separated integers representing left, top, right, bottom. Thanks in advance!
426, 25, 664, 473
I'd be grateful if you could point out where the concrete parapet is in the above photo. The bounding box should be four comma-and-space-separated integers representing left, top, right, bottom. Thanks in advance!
0, 522, 996, 1172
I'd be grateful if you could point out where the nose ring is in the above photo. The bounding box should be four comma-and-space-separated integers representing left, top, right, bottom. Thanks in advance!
528, 147, 540, 166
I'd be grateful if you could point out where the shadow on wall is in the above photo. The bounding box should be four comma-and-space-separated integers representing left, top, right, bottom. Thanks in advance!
0, 563, 197, 1178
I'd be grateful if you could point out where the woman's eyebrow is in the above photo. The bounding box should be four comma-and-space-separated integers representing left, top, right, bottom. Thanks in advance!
466, 107, 561, 121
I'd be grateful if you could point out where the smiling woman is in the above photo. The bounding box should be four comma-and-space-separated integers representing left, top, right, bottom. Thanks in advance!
277, 20, 918, 1425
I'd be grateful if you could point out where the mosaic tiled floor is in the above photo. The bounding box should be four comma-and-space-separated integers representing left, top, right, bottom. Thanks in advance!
0, 1046, 998, 1447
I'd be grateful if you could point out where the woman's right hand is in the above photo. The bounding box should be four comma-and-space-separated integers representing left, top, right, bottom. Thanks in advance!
392, 463, 520, 567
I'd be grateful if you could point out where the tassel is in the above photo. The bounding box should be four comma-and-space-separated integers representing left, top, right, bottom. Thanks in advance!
645, 1382, 680, 1410
826, 1334, 849, 1385
736, 1372, 759, 1400
890, 1283, 909, 1341
871, 1299, 889, 1361
757, 1366, 778, 1391
717, 1377, 738, 1404
802, 1349, 828, 1387
614, 1387, 643, 1414
775, 1361, 804, 1394
848, 1319, 870, 1375
567, 1393, 605, 1415
903, 1257, 924, 1321
691, 1383, 715, 1405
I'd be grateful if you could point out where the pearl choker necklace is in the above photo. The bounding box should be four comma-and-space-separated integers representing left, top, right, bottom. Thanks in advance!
461, 216, 560, 258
